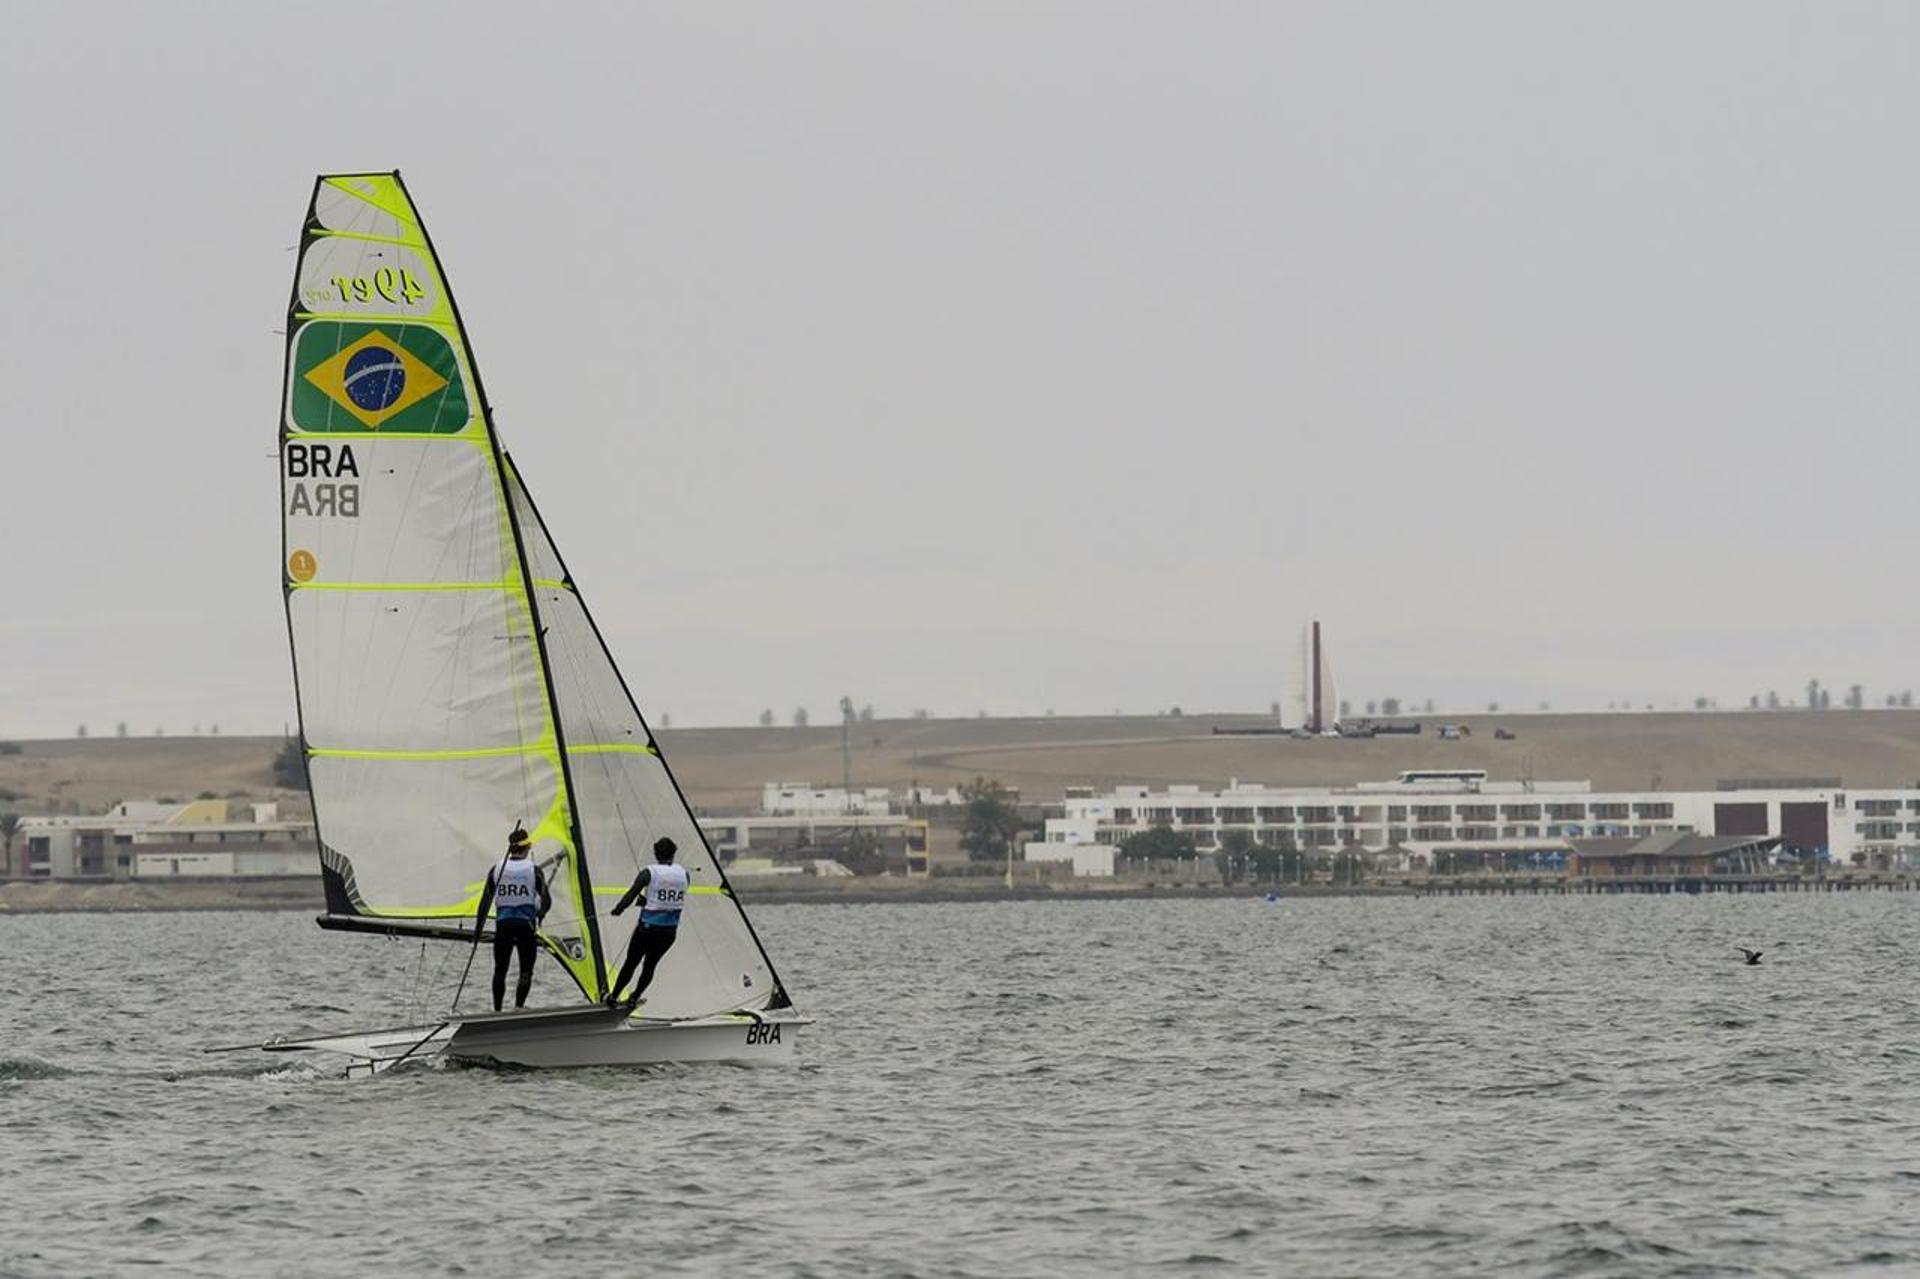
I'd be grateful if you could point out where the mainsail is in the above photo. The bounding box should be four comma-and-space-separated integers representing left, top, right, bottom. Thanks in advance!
280, 172, 787, 1020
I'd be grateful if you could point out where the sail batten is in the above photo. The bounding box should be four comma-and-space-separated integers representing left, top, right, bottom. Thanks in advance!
282, 172, 787, 1019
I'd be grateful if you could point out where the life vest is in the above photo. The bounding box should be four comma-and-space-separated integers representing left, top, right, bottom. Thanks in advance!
640, 863, 689, 926
494, 856, 540, 922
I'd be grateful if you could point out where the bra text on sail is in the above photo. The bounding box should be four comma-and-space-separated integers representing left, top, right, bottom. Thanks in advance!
285, 442, 360, 519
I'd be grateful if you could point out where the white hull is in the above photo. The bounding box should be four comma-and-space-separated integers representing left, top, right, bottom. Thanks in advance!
263, 1005, 806, 1077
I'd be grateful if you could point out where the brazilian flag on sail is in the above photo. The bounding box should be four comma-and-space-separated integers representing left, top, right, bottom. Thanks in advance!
289, 321, 471, 433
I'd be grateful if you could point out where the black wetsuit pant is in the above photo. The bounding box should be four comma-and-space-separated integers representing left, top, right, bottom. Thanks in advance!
612, 923, 678, 1002
492, 917, 537, 1011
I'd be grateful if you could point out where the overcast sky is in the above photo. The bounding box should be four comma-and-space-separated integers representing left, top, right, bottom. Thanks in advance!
2, 2, 1916, 738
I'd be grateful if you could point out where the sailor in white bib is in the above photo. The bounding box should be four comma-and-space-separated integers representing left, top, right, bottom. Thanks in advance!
474, 825, 550, 1011
608, 837, 690, 1007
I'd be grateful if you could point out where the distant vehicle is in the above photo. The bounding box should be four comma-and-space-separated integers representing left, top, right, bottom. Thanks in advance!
1438, 725, 1460, 740
1288, 727, 1314, 740
1493, 728, 1516, 740
1337, 722, 1377, 739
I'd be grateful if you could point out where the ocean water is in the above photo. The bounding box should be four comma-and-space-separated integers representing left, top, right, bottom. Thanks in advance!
3, 895, 1919, 1276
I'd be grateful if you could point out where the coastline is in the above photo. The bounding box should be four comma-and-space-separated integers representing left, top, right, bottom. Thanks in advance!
0, 876, 1411, 914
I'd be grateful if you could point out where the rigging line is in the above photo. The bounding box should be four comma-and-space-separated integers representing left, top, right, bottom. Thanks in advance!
386, 1021, 452, 1075
407, 937, 430, 1024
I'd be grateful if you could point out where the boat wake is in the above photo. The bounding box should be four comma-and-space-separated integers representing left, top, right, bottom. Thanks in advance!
0, 1055, 75, 1081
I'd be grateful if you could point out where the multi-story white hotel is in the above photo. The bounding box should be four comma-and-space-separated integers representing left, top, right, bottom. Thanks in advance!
1025, 770, 1920, 873
14, 798, 315, 879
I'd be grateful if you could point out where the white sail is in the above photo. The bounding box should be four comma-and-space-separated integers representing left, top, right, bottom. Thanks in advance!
504, 462, 780, 1018
280, 173, 786, 1019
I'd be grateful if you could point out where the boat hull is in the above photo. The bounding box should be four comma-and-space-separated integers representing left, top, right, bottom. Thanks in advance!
264, 1005, 806, 1076
450, 1009, 801, 1069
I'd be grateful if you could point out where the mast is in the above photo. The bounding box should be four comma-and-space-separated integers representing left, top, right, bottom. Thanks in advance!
279, 174, 338, 911
392, 171, 609, 997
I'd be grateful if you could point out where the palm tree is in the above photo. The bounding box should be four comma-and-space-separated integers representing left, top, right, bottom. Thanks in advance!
0, 813, 21, 878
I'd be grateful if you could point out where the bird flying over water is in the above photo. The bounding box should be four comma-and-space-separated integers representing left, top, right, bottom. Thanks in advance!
1737, 947, 1762, 965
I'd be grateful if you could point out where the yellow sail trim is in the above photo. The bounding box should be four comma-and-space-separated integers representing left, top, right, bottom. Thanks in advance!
309, 739, 644, 762
362, 903, 478, 919
288, 431, 484, 442
309, 744, 548, 762
324, 176, 419, 232
294, 310, 459, 329
290, 579, 566, 593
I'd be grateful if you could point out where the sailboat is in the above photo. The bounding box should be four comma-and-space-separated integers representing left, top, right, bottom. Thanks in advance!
260, 172, 804, 1075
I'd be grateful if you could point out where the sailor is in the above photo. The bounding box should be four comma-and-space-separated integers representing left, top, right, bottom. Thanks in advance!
474, 826, 551, 1012
606, 837, 689, 1008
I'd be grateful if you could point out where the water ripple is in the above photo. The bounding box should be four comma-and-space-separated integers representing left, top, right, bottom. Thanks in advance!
4, 897, 1919, 1274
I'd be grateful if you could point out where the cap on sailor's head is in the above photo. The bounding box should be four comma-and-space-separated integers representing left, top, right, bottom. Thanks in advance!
653, 837, 677, 861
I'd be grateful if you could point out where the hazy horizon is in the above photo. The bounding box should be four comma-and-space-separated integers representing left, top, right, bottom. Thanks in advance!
5, 2, 1917, 738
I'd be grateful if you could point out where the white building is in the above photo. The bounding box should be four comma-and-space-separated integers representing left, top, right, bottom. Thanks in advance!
704, 813, 930, 876
1023, 843, 1117, 877
761, 782, 894, 817
1026, 770, 1920, 872
16, 799, 315, 879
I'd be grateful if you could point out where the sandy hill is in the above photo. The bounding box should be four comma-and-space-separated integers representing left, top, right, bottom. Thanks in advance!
0, 737, 287, 814
6, 710, 1920, 817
